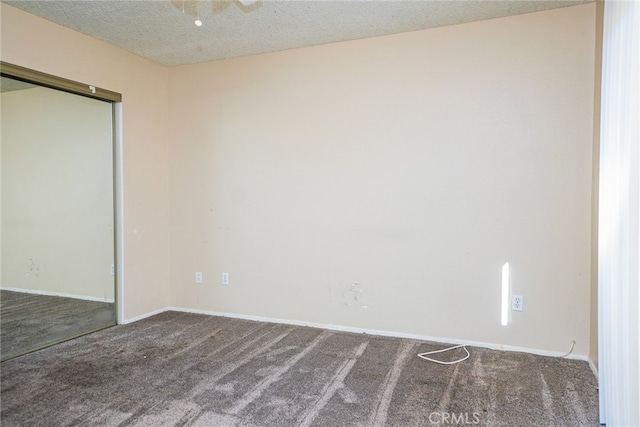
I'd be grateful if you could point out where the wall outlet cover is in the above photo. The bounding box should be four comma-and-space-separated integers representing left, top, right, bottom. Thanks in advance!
512, 295, 523, 311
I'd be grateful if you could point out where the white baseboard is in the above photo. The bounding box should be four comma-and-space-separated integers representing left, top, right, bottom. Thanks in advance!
588, 358, 599, 380
0, 286, 114, 303
121, 307, 168, 324
125, 306, 590, 362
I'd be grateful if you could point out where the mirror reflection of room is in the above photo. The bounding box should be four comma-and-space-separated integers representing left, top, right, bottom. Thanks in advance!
0, 76, 116, 361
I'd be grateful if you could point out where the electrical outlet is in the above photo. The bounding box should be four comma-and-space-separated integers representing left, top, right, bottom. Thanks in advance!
222, 272, 229, 286
195, 271, 203, 284
512, 295, 523, 311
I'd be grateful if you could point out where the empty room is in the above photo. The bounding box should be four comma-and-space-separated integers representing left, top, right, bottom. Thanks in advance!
1, 0, 638, 426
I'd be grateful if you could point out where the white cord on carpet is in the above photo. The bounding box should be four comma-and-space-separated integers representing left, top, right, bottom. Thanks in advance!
559, 340, 575, 358
418, 339, 574, 364
418, 345, 470, 365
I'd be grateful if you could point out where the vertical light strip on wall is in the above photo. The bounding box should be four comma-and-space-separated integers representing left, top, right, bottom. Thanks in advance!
597, 0, 640, 424
501, 262, 510, 326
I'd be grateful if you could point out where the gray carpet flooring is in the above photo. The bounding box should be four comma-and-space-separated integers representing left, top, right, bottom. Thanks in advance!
0, 290, 115, 361
0, 311, 599, 426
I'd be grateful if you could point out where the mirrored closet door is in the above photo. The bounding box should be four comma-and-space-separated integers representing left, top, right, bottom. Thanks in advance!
1, 72, 117, 361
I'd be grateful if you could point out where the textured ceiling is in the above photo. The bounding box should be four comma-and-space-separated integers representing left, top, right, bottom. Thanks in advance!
3, 0, 591, 67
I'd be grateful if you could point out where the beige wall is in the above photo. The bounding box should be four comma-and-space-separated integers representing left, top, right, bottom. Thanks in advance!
1, 2, 599, 357
168, 4, 596, 356
0, 3, 170, 320
1, 86, 114, 301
